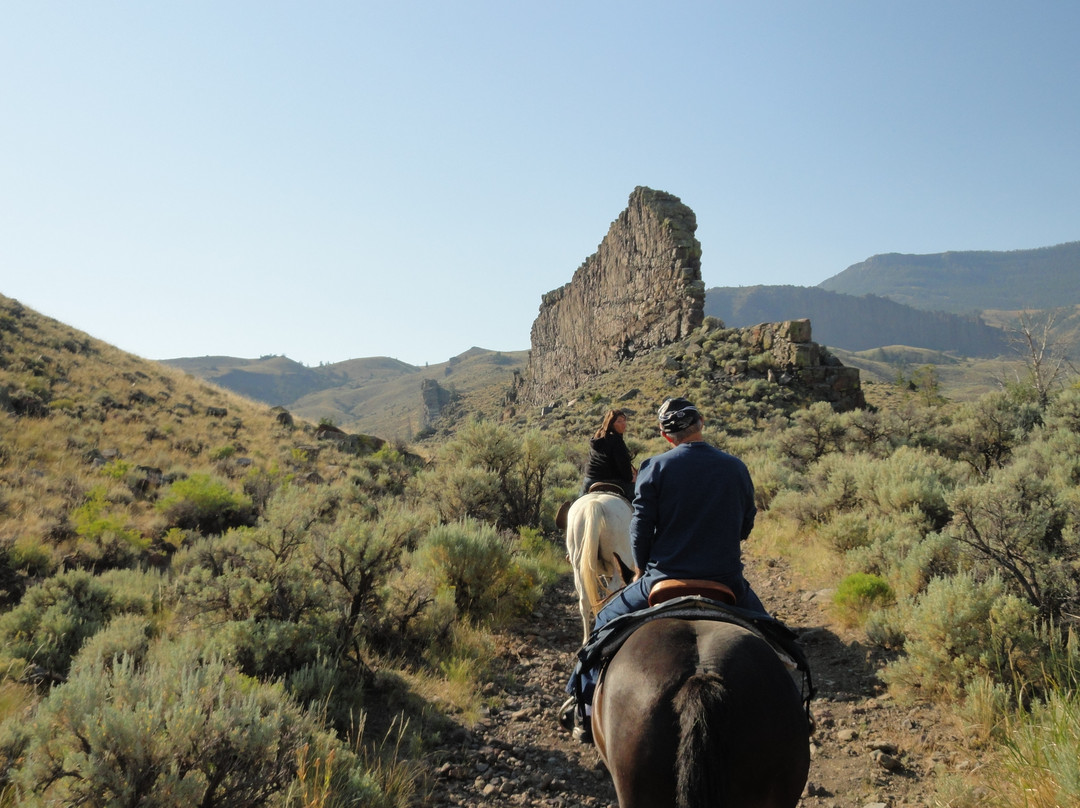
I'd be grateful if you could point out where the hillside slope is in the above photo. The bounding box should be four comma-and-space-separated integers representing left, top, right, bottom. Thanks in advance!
165, 348, 528, 441
0, 292, 390, 562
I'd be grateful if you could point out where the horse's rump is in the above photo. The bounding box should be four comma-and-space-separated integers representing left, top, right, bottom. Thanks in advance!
565, 492, 633, 641
594, 618, 810, 808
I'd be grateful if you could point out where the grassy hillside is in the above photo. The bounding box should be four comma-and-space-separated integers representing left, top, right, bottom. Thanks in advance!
4, 291, 1080, 806
166, 348, 528, 441
0, 293, 395, 564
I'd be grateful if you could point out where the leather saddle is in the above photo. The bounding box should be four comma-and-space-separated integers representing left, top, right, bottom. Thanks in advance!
648, 578, 736, 607
587, 482, 627, 497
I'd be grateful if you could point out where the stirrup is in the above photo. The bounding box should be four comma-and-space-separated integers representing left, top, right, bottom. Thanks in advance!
558, 697, 576, 731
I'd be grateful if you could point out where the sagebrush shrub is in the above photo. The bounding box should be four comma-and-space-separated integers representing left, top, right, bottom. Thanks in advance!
819, 510, 872, 553
878, 573, 1041, 702
414, 519, 538, 624
0, 569, 154, 682
850, 445, 962, 530
948, 460, 1076, 618
1, 647, 388, 807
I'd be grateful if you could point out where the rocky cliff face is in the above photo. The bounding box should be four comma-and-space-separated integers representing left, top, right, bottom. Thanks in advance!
521, 187, 864, 415
526, 187, 704, 403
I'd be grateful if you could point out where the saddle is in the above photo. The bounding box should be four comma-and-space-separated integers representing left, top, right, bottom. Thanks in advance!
587, 482, 628, 497
648, 578, 735, 606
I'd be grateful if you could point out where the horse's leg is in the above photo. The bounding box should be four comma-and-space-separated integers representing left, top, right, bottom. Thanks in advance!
575, 567, 591, 644
612, 551, 634, 587
596, 628, 690, 808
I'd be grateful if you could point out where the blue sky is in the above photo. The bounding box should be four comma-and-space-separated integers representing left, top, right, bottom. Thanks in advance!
3, 2, 1078, 367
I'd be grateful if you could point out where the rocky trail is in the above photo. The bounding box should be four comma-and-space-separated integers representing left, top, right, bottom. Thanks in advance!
418, 553, 966, 807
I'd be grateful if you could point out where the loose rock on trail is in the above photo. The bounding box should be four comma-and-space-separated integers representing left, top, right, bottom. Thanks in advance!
418, 552, 960, 808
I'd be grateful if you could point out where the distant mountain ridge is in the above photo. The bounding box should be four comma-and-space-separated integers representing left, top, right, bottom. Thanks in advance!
818, 241, 1080, 313
163, 348, 528, 442
706, 241, 1080, 360
703, 285, 1010, 357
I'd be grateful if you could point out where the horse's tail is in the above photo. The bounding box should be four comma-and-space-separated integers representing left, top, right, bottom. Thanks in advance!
576, 500, 604, 611
673, 672, 728, 808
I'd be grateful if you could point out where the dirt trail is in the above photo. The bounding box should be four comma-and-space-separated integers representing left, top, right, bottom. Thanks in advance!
418, 553, 962, 807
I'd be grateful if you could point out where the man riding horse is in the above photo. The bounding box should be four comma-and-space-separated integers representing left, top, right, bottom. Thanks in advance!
561, 396, 770, 743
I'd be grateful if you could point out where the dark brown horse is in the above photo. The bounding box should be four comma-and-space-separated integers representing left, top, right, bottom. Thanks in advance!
591, 617, 810, 808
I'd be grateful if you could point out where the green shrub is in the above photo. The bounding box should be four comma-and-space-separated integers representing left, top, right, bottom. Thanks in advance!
819, 511, 872, 553
414, 519, 538, 624
772, 451, 862, 525
832, 572, 894, 626
878, 573, 1042, 703
1047, 383, 1080, 434
169, 487, 429, 682
947, 459, 1076, 618
0, 569, 155, 682
68, 614, 154, 677
775, 401, 847, 466
739, 449, 802, 512
0, 648, 388, 807
843, 517, 959, 598
838, 407, 895, 457
157, 473, 255, 534
47, 397, 77, 412
941, 390, 1043, 476
71, 486, 147, 555
850, 445, 961, 530
286, 659, 367, 735
209, 444, 236, 460
412, 421, 558, 530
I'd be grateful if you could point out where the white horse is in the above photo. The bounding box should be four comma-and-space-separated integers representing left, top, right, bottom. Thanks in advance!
564, 490, 634, 643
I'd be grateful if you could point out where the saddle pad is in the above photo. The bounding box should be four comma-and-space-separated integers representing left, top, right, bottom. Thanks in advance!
574, 595, 815, 710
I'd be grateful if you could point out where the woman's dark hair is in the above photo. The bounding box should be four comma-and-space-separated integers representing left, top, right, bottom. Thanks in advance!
594, 409, 626, 439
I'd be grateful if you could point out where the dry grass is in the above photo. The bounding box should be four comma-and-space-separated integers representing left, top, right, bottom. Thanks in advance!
0, 293, 368, 571
748, 514, 844, 592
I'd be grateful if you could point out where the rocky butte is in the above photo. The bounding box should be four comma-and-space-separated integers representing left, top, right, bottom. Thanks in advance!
524, 186, 864, 411
527, 187, 704, 403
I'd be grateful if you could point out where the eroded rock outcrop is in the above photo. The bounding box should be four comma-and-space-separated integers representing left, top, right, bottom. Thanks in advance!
526, 187, 704, 403
522, 187, 864, 414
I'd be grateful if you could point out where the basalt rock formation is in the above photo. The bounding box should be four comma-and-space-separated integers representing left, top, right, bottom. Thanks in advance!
526, 187, 705, 403
523, 187, 865, 413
